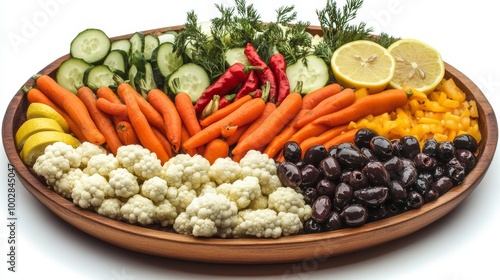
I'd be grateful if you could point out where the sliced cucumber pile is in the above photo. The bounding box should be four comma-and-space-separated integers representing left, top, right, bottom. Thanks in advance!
286, 54, 329, 94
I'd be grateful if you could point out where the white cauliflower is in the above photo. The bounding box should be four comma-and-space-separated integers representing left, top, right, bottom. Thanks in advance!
268, 187, 312, 221
232, 209, 282, 238
247, 195, 268, 210
71, 173, 112, 209
116, 144, 163, 180
196, 182, 217, 196
52, 168, 85, 199
141, 176, 168, 203
216, 176, 262, 210
154, 199, 178, 227
83, 153, 119, 177
33, 142, 82, 185
120, 194, 156, 225
278, 212, 303, 236
162, 154, 211, 190
76, 142, 106, 167
173, 193, 238, 238
108, 168, 140, 198
239, 150, 282, 195
97, 198, 123, 220
208, 157, 242, 184
166, 184, 197, 213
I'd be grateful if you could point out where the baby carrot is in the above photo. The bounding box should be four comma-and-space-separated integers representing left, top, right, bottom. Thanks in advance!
236, 101, 277, 144
301, 83, 343, 110
96, 98, 128, 118
116, 121, 139, 145
313, 89, 411, 127
323, 128, 360, 150
175, 92, 202, 137
147, 89, 182, 152
152, 127, 174, 159
180, 123, 199, 156
288, 122, 330, 144
96, 86, 127, 124
294, 88, 356, 128
204, 138, 230, 164
182, 97, 266, 150
120, 83, 165, 134
117, 83, 170, 163
299, 124, 349, 157
34, 74, 105, 145
199, 94, 252, 127
231, 92, 302, 155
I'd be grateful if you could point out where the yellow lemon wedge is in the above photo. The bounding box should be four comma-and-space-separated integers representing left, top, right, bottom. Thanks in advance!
20, 131, 80, 166
387, 38, 445, 94
15, 118, 64, 150
331, 40, 395, 94
26, 102, 70, 132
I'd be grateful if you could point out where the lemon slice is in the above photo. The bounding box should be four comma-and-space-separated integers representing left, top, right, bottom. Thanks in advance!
26, 102, 70, 132
331, 40, 395, 94
15, 118, 64, 150
387, 38, 445, 94
20, 131, 80, 166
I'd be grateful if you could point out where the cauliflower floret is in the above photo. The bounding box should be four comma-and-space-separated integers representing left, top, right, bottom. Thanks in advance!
247, 195, 268, 210
97, 198, 123, 220
208, 157, 242, 184
33, 142, 82, 185
232, 209, 282, 238
120, 194, 156, 225
141, 176, 168, 203
197, 182, 217, 196
166, 185, 197, 213
173, 193, 238, 238
216, 176, 262, 210
116, 144, 162, 180
163, 154, 211, 190
52, 168, 85, 199
268, 187, 312, 221
278, 212, 303, 236
83, 153, 119, 177
239, 150, 282, 195
71, 173, 112, 209
76, 142, 106, 167
154, 199, 178, 227
108, 168, 140, 198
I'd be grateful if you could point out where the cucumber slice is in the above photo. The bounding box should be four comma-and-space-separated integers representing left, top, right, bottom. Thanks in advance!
83, 65, 116, 88
139, 62, 157, 97
129, 32, 145, 55
103, 49, 128, 74
56, 57, 91, 94
70, 28, 111, 64
111, 39, 132, 56
286, 54, 329, 94
167, 63, 210, 103
225, 47, 251, 66
151, 42, 184, 87
128, 64, 144, 91
157, 31, 177, 44
144, 34, 159, 61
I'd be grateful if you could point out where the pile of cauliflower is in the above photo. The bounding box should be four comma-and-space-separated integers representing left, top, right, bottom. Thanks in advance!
32, 142, 312, 238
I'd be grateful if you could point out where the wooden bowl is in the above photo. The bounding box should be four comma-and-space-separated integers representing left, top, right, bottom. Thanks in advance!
2, 26, 498, 264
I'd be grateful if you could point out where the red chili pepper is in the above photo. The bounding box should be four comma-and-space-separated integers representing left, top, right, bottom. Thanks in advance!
234, 70, 260, 101
194, 62, 256, 114
269, 53, 290, 106
218, 93, 237, 109
244, 43, 277, 103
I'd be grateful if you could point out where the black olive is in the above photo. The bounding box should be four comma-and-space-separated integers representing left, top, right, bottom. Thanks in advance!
318, 156, 342, 180
353, 186, 389, 207
406, 191, 424, 209
455, 149, 476, 174
277, 162, 302, 189
391, 139, 402, 157
348, 170, 369, 190
340, 169, 353, 184
324, 211, 343, 231
437, 141, 455, 162
433, 163, 446, 180
354, 128, 378, 149
411, 177, 430, 195
360, 147, 379, 162
302, 187, 318, 204
327, 145, 339, 158
311, 195, 332, 223
303, 144, 328, 166
362, 161, 390, 186
413, 153, 436, 172
316, 179, 336, 197
432, 176, 454, 195
446, 159, 465, 184
453, 134, 478, 153
336, 147, 369, 170
418, 171, 434, 184
340, 204, 368, 227
424, 187, 440, 203
399, 135, 420, 160
303, 219, 323, 234
370, 136, 394, 160
300, 164, 321, 188
388, 180, 407, 203
333, 182, 353, 211
282, 141, 302, 163
368, 205, 388, 222
400, 162, 418, 188
422, 138, 439, 157
384, 156, 404, 179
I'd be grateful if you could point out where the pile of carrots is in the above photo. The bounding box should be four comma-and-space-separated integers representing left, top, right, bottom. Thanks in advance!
25, 74, 411, 165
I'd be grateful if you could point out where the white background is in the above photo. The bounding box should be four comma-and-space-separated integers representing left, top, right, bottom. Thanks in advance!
1, 1, 499, 279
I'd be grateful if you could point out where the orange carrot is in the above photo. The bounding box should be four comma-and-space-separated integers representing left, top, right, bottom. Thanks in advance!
299, 124, 349, 157
147, 89, 182, 152
34, 74, 105, 145
119, 84, 165, 133
175, 92, 202, 137
77, 86, 123, 154
236, 101, 277, 144
226, 123, 250, 146
323, 128, 360, 150
116, 121, 139, 145
221, 124, 238, 139
231, 92, 302, 155
203, 138, 230, 164
152, 127, 174, 159
294, 88, 356, 128
180, 123, 199, 156
25, 87, 86, 141
96, 86, 127, 124
301, 83, 343, 110
288, 122, 330, 144
117, 83, 170, 163
313, 89, 411, 127
199, 95, 252, 127
183, 97, 266, 150
96, 98, 128, 118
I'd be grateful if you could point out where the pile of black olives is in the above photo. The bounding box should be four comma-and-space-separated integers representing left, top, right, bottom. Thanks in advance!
276, 129, 478, 234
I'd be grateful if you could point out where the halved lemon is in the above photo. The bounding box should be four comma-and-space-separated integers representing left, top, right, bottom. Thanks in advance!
15, 118, 64, 150
331, 40, 395, 94
387, 38, 445, 94
20, 131, 80, 166
26, 102, 70, 132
